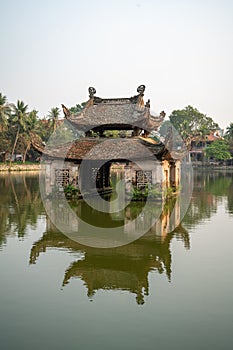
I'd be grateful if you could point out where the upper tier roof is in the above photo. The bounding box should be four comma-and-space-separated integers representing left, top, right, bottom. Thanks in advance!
62, 85, 165, 132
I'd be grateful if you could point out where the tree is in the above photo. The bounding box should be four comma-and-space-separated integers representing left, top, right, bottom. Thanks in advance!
225, 122, 233, 157
69, 102, 86, 114
225, 123, 233, 140
169, 105, 219, 145
158, 120, 171, 139
0, 93, 12, 161
36, 118, 51, 142
10, 100, 28, 162
22, 110, 40, 162
0, 93, 11, 132
205, 140, 231, 161
48, 107, 60, 132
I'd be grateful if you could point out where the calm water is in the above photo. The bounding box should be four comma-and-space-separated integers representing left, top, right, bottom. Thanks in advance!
0, 171, 233, 350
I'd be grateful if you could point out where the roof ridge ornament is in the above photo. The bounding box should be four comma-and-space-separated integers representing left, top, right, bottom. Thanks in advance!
145, 99, 150, 108
137, 85, 145, 96
61, 104, 70, 118
88, 87, 96, 98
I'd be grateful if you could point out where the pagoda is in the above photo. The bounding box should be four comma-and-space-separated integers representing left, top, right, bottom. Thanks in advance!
32, 85, 184, 196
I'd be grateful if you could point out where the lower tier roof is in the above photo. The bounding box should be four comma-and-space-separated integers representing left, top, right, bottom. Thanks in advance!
30, 133, 187, 162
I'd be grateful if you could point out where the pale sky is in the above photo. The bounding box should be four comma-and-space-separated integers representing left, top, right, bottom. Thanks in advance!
1, 0, 233, 129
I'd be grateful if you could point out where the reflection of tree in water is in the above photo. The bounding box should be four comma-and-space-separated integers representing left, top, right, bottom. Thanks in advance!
30, 197, 190, 305
0, 173, 44, 246
183, 171, 233, 228
228, 181, 233, 214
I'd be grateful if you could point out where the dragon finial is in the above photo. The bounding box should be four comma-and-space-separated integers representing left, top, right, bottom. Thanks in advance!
137, 84, 145, 96
88, 87, 96, 98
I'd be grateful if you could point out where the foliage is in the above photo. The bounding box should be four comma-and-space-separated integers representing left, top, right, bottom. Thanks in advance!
104, 130, 120, 138
37, 118, 51, 142
0, 131, 12, 158
169, 105, 219, 144
131, 185, 162, 201
225, 123, 233, 140
47, 107, 60, 132
130, 184, 180, 201
149, 131, 161, 142
163, 186, 179, 198
10, 100, 29, 162
205, 139, 231, 161
159, 120, 171, 138
64, 184, 79, 197
11, 100, 28, 129
0, 93, 11, 131
225, 123, 233, 155
0, 92, 89, 162
69, 102, 86, 114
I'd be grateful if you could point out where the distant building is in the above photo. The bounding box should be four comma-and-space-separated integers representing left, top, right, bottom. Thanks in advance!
190, 130, 223, 163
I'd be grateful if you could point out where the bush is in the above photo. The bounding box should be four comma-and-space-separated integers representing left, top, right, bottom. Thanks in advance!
64, 184, 79, 196
131, 184, 162, 201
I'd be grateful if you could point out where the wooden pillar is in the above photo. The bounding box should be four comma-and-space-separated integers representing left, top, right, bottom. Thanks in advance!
162, 160, 170, 188
124, 163, 132, 194
169, 161, 176, 187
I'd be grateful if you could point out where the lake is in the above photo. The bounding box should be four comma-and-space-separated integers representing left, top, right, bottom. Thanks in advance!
0, 170, 233, 350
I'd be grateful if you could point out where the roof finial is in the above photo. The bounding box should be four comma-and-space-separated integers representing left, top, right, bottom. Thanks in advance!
137, 84, 145, 96
61, 104, 70, 118
145, 99, 150, 108
88, 87, 96, 98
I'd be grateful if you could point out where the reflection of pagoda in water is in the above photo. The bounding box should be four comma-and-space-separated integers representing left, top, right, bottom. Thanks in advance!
30, 198, 190, 305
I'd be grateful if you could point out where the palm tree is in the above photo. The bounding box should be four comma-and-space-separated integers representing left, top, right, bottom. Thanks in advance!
225, 123, 233, 140
225, 123, 233, 158
0, 93, 12, 161
22, 110, 39, 163
48, 107, 60, 132
0, 93, 11, 132
10, 100, 28, 163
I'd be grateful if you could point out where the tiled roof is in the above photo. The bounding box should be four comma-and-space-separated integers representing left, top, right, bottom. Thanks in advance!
63, 86, 165, 132
191, 130, 222, 142
31, 135, 166, 161
31, 132, 187, 162
30, 132, 45, 153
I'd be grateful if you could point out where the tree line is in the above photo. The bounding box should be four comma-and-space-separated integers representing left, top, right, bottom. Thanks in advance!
0, 93, 61, 162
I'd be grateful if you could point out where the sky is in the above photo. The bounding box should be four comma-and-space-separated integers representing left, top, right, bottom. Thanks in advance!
1, 0, 233, 129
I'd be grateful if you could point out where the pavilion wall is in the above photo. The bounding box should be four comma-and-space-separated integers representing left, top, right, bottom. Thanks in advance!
44, 160, 79, 194
44, 157, 181, 196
